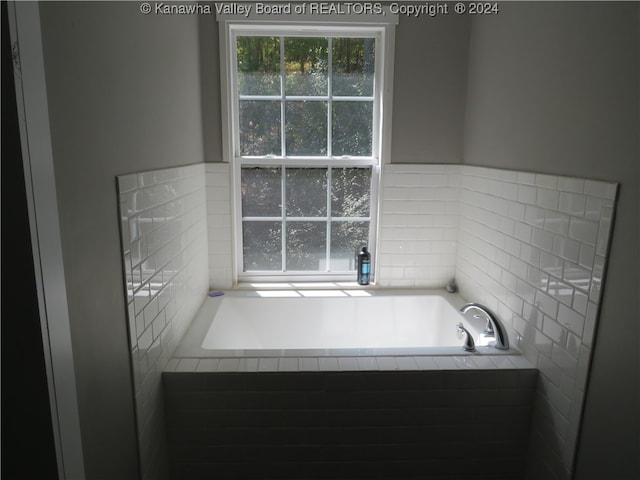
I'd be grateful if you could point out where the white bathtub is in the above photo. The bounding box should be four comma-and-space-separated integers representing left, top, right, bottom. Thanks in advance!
174, 289, 519, 358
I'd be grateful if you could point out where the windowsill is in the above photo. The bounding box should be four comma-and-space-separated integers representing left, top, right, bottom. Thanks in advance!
234, 281, 376, 290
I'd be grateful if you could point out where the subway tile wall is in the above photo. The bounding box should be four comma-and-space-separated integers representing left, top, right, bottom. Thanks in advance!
454, 166, 617, 480
176, 162, 616, 480
205, 163, 233, 289
117, 164, 210, 480
378, 164, 461, 287
203, 163, 462, 289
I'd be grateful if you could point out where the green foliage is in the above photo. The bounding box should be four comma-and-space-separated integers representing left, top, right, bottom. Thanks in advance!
236, 35, 376, 272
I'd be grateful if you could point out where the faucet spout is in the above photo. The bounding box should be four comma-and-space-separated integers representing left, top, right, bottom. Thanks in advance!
459, 303, 509, 350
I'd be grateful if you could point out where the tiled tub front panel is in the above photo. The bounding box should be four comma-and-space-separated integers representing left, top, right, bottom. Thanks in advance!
117, 164, 210, 480
455, 166, 617, 480
164, 369, 537, 480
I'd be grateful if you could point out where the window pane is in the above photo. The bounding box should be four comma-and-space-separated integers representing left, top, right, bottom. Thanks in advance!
243, 221, 282, 271
332, 38, 375, 96
331, 167, 371, 217
330, 221, 369, 271
285, 37, 328, 96
241, 167, 282, 217
237, 36, 281, 95
239, 101, 281, 156
285, 101, 327, 156
286, 221, 326, 271
332, 102, 373, 156
286, 168, 327, 217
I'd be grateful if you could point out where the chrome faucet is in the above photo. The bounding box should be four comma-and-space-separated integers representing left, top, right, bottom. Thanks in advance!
459, 303, 509, 350
456, 323, 476, 352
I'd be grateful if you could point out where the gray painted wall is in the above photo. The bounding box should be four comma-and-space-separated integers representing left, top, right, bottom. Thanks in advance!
38, 2, 204, 478
198, 13, 472, 164
390, 14, 471, 163
464, 3, 639, 478
34, 1, 638, 478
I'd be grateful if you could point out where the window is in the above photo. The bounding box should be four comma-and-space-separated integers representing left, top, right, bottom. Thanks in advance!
218, 14, 396, 282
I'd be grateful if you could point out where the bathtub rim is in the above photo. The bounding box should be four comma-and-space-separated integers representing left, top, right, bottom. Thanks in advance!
173, 288, 522, 359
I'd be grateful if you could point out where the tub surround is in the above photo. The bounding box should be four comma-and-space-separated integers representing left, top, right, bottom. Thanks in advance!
117, 163, 617, 480
116, 164, 210, 480
455, 166, 616, 479
198, 163, 616, 480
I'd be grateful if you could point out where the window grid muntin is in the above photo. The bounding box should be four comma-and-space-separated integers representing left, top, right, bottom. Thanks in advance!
230, 25, 385, 280
235, 33, 376, 159
240, 164, 372, 274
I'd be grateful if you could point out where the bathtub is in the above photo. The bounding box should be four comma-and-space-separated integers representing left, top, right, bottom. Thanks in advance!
174, 288, 520, 359
165, 289, 533, 480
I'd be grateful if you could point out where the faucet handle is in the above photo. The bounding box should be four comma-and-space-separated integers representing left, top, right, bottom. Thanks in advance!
456, 323, 476, 352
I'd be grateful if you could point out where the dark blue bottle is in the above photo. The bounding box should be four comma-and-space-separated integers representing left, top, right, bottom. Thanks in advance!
357, 246, 371, 285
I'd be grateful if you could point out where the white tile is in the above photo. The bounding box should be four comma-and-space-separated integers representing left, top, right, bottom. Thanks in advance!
544, 211, 570, 236
318, 357, 340, 371
537, 188, 559, 211
278, 357, 299, 371
539, 252, 563, 277
196, 359, 220, 372
563, 262, 591, 293
552, 235, 580, 263
257, 358, 278, 371
535, 290, 559, 318
518, 184, 537, 204
536, 174, 558, 189
584, 180, 617, 200
520, 244, 541, 267
572, 289, 589, 318
502, 182, 519, 201
507, 201, 526, 221
176, 358, 199, 372
376, 357, 398, 370
565, 333, 582, 360
557, 177, 584, 194
584, 197, 603, 222
299, 357, 319, 371
517, 171, 536, 186
542, 318, 568, 345
337, 357, 359, 371
356, 357, 378, 370
547, 279, 574, 307
596, 216, 612, 256
557, 305, 585, 337
524, 205, 545, 228
527, 265, 549, 291
537, 354, 562, 385
514, 222, 532, 243
582, 302, 599, 347
558, 192, 586, 217
578, 244, 595, 270
532, 228, 554, 252
534, 329, 553, 355
413, 356, 438, 370
568, 218, 598, 246
395, 357, 419, 370
434, 357, 460, 369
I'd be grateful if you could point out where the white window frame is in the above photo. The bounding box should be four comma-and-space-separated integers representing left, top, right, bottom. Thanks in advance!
218, 11, 397, 283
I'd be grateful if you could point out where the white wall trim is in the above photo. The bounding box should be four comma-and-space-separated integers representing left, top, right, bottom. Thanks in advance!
7, 2, 86, 479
